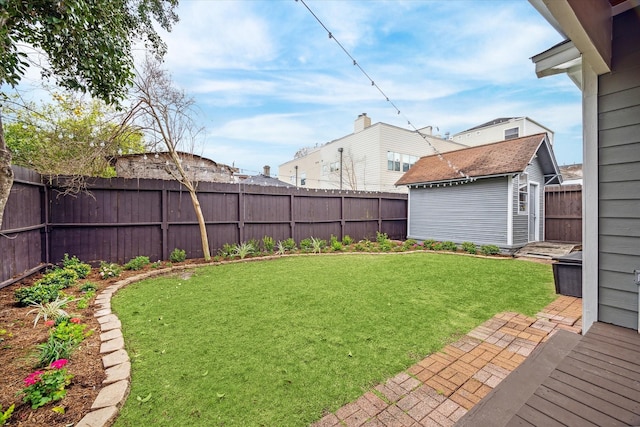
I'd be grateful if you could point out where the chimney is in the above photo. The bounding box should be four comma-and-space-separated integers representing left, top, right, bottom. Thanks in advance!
354, 113, 371, 133
263, 165, 271, 177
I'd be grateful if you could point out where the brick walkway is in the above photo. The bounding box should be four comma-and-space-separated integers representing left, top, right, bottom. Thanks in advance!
311, 295, 583, 427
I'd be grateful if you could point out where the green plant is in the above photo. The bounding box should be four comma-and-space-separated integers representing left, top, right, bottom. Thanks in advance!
275, 241, 287, 255
21, 359, 73, 409
79, 282, 98, 292
402, 239, 418, 250
442, 241, 458, 252
0, 404, 14, 425
27, 297, 74, 327
299, 238, 312, 252
262, 236, 275, 253
330, 239, 343, 252
480, 245, 501, 256
342, 235, 353, 246
35, 338, 77, 368
51, 319, 91, 345
62, 254, 91, 279
99, 261, 122, 279
76, 290, 95, 309
218, 243, 235, 258
461, 242, 477, 254
35, 268, 79, 289
233, 242, 255, 260
169, 248, 187, 263
376, 231, 389, 244
281, 238, 297, 251
432, 241, 444, 251
124, 256, 151, 271
15, 284, 61, 306
310, 237, 326, 254
423, 239, 436, 250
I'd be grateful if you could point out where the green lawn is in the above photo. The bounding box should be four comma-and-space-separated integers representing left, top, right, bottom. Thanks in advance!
111, 253, 555, 426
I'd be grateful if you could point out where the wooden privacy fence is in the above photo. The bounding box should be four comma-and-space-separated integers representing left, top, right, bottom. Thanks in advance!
544, 184, 582, 243
1, 166, 407, 285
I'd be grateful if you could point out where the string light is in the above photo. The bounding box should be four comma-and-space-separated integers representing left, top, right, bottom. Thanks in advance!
296, 0, 470, 181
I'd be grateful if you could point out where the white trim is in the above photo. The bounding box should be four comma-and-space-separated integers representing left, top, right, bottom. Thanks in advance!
528, 181, 541, 242
407, 188, 411, 240
507, 175, 513, 246
582, 62, 599, 333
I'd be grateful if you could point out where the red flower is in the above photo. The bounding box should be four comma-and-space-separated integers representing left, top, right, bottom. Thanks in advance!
24, 371, 44, 386
50, 359, 68, 370
70, 318, 82, 324
44, 320, 55, 327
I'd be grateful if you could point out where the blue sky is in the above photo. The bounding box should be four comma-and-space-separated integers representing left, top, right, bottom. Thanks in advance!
14, 0, 584, 177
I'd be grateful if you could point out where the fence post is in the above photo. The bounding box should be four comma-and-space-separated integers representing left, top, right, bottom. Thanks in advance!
161, 189, 168, 260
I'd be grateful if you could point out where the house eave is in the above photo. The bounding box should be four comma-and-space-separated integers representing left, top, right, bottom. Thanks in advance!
404, 173, 515, 189
531, 39, 583, 89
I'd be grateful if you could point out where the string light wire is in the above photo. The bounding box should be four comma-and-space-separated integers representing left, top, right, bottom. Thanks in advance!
296, 0, 469, 180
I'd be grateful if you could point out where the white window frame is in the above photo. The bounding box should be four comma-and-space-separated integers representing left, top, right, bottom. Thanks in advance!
505, 127, 519, 140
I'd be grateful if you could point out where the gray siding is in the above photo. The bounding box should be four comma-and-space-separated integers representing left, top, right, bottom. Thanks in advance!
408, 177, 508, 246
597, 8, 640, 329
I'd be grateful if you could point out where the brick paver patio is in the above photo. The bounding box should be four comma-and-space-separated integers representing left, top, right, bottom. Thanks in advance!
311, 295, 583, 427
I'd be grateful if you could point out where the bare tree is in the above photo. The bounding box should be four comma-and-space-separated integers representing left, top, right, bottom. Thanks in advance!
128, 58, 211, 260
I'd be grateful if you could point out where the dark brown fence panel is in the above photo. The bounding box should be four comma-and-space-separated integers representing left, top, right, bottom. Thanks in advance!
1, 167, 46, 286
3, 169, 407, 281
545, 184, 582, 243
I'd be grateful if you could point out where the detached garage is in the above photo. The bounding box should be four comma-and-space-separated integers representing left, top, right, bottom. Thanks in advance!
395, 133, 561, 252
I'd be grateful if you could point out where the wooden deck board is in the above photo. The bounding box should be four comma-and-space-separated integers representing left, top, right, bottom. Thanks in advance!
521, 394, 599, 426
569, 350, 640, 382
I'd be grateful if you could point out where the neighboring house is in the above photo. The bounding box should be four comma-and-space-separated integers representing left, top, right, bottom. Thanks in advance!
530, 0, 640, 332
451, 117, 555, 147
278, 113, 465, 193
559, 163, 583, 185
395, 133, 561, 252
240, 166, 293, 187
113, 152, 238, 183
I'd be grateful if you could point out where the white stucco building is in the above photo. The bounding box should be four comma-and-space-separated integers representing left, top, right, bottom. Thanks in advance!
278, 114, 465, 193
451, 117, 555, 147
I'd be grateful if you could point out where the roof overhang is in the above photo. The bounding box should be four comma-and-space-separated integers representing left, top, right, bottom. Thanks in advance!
529, 0, 613, 84
531, 40, 583, 88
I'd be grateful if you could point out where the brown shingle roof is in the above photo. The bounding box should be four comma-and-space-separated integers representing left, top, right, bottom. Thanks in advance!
395, 133, 548, 186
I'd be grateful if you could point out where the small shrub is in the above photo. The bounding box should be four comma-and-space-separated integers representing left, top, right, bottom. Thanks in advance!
461, 241, 477, 254
218, 243, 235, 258
247, 239, 261, 253
342, 235, 353, 246
299, 238, 313, 252
99, 262, 121, 279
35, 268, 79, 289
20, 359, 73, 409
330, 239, 343, 252
76, 290, 95, 309
282, 237, 297, 251
27, 297, 74, 327
233, 242, 255, 259
51, 319, 90, 345
432, 241, 444, 251
169, 248, 187, 263
262, 236, 275, 253
15, 284, 61, 306
379, 239, 395, 252
310, 237, 326, 254
402, 239, 417, 250
62, 254, 91, 279
275, 241, 287, 255
124, 256, 150, 271
442, 241, 458, 252
376, 231, 389, 244
423, 239, 436, 250
480, 245, 501, 256
79, 282, 98, 292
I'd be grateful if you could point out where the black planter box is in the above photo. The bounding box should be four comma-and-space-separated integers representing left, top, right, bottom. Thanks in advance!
552, 251, 582, 298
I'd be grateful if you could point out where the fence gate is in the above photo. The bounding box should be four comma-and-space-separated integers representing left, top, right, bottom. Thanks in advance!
544, 184, 582, 243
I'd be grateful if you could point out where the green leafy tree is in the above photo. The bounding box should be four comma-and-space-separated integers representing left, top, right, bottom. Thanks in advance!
0, 0, 179, 228
3, 90, 145, 185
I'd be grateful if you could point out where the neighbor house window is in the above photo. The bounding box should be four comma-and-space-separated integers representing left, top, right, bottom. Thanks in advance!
387, 151, 401, 171
330, 161, 339, 172
300, 172, 306, 186
403, 155, 418, 172
322, 164, 328, 175
518, 173, 528, 214
505, 127, 519, 140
